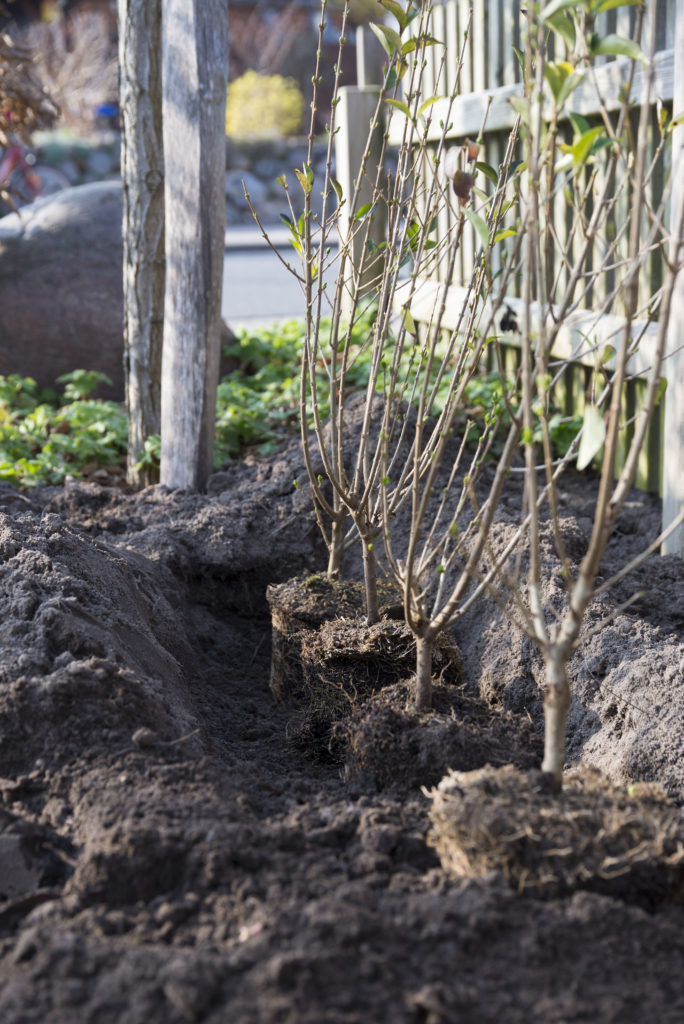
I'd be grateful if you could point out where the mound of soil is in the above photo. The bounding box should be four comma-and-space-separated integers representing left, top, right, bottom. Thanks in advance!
0, 441, 681, 1022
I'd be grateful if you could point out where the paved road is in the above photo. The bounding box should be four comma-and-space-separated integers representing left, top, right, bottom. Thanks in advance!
222, 225, 336, 327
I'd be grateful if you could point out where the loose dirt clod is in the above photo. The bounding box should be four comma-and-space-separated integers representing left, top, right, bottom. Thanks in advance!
428, 764, 684, 906
267, 573, 462, 758
334, 680, 541, 791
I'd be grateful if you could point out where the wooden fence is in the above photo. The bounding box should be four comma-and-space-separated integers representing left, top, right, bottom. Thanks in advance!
337, 1, 684, 554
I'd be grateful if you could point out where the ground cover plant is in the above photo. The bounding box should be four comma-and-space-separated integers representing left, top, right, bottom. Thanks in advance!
0, 370, 127, 487
0, 317, 544, 488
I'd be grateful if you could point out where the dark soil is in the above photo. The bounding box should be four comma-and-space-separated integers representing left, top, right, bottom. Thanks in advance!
0, 437, 682, 1022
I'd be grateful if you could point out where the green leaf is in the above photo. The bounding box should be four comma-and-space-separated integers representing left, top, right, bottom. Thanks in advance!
509, 95, 530, 122
369, 21, 402, 57
543, 60, 584, 107
540, 0, 581, 19
405, 4, 421, 27
402, 308, 417, 336
569, 111, 591, 135
295, 166, 313, 195
400, 33, 441, 56
493, 227, 517, 243
279, 213, 302, 253
545, 11, 577, 50
512, 46, 525, 74
417, 96, 440, 117
560, 124, 606, 165
386, 61, 409, 89
354, 203, 373, 221
464, 208, 490, 248
592, 0, 643, 14
378, 0, 408, 32
330, 177, 344, 203
556, 68, 585, 107
589, 33, 648, 63
544, 62, 566, 100
476, 161, 498, 185
576, 404, 606, 470
384, 97, 414, 120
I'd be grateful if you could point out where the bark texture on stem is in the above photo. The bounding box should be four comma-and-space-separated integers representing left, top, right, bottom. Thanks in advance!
414, 634, 433, 710
118, 0, 165, 487
327, 513, 345, 577
361, 536, 380, 625
541, 655, 571, 783
160, 0, 228, 491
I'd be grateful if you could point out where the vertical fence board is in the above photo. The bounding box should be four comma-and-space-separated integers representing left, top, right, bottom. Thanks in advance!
431, 4, 447, 98
458, 0, 472, 94
487, 0, 500, 89
445, 1, 460, 96
471, 0, 486, 92
662, 3, 683, 552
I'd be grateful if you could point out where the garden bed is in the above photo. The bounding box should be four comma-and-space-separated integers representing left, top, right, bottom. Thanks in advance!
0, 437, 682, 1022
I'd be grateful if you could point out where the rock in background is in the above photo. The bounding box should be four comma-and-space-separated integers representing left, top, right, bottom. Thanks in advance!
0, 181, 235, 399
30, 130, 333, 227
0, 181, 126, 398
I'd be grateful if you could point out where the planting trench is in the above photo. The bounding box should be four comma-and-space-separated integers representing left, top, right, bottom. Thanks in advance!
0, 444, 682, 1021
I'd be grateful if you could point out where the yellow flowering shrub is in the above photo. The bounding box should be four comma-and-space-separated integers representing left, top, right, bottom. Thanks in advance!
225, 71, 305, 140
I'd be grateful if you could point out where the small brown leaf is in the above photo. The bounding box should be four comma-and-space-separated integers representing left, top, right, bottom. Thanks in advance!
452, 171, 475, 206
465, 138, 480, 162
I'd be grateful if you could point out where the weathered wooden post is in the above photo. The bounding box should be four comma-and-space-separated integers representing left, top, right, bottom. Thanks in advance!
118, 0, 165, 487
160, 0, 229, 491
662, 4, 684, 555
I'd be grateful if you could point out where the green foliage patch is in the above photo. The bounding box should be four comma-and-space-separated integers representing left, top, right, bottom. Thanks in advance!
0, 318, 582, 488
215, 311, 376, 463
0, 371, 127, 487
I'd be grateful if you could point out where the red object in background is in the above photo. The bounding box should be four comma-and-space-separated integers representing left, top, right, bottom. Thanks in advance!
0, 142, 70, 213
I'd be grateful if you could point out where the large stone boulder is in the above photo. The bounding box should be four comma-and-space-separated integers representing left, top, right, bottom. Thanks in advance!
0, 181, 234, 400
0, 182, 127, 398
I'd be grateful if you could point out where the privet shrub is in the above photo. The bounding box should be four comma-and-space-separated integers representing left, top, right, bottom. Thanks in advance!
256, 0, 683, 786
225, 71, 305, 140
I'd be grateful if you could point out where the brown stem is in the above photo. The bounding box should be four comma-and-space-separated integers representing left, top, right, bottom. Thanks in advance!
414, 634, 433, 711
362, 536, 380, 626
541, 654, 571, 784
327, 511, 345, 577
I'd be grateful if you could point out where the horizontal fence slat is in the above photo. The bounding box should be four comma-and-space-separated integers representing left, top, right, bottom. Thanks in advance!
388, 49, 675, 146
393, 278, 662, 379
